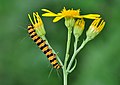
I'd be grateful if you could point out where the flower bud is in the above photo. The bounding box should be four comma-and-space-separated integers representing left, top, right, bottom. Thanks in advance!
28, 12, 46, 37
73, 19, 85, 38
65, 18, 75, 29
86, 18, 105, 41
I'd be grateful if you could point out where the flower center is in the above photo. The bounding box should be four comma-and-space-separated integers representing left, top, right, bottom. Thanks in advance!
61, 8, 80, 17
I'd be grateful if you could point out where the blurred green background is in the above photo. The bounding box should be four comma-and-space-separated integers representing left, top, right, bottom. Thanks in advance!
0, 0, 120, 85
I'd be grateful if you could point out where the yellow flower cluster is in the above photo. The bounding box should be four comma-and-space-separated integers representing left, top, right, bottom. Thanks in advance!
28, 7, 105, 39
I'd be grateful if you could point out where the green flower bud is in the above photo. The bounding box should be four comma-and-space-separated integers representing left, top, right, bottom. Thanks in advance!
73, 19, 85, 38
65, 18, 75, 29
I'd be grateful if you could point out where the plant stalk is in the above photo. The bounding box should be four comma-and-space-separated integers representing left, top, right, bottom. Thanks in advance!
63, 67, 68, 85
63, 27, 72, 85
67, 38, 89, 71
64, 28, 72, 68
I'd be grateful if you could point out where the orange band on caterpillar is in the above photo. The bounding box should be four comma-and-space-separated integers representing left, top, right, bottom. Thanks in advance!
27, 25, 61, 69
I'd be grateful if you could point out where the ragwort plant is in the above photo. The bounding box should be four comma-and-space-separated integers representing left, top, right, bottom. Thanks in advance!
27, 7, 105, 85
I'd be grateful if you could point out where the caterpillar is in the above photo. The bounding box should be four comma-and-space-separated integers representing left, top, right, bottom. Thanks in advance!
27, 24, 61, 69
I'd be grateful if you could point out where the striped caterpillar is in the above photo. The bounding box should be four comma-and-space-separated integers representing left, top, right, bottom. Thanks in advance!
27, 24, 61, 69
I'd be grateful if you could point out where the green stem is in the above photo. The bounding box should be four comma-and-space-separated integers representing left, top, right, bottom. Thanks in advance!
68, 59, 77, 73
67, 38, 89, 71
63, 67, 68, 85
63, 27, 72, 85
64, 28, 72, 68
67, 37, 78, 72
74, 37, 78, 52
76, 38, 89, 54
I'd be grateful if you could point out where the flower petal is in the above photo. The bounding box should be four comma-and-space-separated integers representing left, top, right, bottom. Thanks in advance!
74, 15, 83, 18
42, 9, 54, 13
53, 16, 64, 22
80, 14, 100, 19
42, 13, 58, 17
97, 20, 105, 32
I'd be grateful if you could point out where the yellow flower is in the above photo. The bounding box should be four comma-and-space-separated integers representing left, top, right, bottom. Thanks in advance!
86, 18, 105, 40
42, 7, 100, 22
28, 12, 46, 36
28, 12, 43, 28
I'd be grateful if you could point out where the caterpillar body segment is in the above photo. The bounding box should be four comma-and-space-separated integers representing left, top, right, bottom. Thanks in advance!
27, 25, 61, 69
